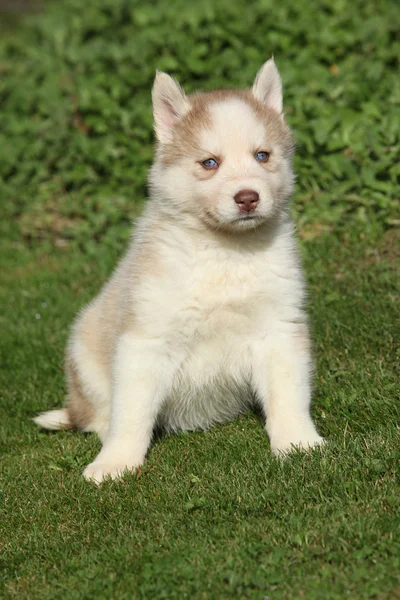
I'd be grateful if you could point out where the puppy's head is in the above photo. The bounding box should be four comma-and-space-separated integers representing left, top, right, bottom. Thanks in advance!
149, 58, 294, 232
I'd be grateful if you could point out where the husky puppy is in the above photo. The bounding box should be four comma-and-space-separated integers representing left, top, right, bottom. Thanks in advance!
35, 58, 324, 483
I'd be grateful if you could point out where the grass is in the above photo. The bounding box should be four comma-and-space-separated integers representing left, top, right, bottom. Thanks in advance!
0, 0, 399, 598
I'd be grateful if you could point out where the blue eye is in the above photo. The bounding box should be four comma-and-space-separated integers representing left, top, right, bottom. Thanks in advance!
256, 151, 270, 162
202, 158, 218, 169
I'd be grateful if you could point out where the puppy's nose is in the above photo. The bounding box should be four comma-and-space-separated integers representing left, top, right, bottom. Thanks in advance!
234, 189, 259, 213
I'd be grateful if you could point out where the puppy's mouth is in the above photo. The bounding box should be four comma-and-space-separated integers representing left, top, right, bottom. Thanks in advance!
232, 213, 263, 222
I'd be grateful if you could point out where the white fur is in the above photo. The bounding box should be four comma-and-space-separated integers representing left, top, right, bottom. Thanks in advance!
33, 408, 70, 430
36, 60, 324, 484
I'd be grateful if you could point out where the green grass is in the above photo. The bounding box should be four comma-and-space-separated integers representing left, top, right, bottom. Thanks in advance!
0, 0, 399, 598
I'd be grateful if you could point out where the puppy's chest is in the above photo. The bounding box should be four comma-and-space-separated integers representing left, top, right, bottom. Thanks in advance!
136, 239, 289, 340
176, 253, 268, 337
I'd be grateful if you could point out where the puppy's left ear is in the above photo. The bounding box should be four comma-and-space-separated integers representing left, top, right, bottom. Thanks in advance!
252, 57, 283, 117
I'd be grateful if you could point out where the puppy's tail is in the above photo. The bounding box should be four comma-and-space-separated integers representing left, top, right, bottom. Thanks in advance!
33, 408, 72, 431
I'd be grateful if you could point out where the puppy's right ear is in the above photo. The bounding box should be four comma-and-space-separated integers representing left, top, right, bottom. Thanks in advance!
152, 72, 190, 144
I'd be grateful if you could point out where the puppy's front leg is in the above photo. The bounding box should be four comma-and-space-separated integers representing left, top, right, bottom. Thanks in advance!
252, 324, 324, 455
83, 333, 173, 484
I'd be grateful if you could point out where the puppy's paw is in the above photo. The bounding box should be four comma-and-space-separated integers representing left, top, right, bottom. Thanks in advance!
83, 460, 136, 484
271, 434, 325, 457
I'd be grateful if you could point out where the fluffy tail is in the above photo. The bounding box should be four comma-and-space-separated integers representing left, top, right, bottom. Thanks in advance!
33, 408, 72, 431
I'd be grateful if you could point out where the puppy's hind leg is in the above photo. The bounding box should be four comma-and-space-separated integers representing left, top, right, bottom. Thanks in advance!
34, 354, 108, 440
34, 357, 83, 431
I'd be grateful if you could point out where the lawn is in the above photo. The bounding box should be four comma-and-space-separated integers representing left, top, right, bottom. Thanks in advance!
0, 0, 399, 598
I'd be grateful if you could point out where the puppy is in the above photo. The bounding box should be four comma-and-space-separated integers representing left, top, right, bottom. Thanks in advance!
35, 58, 324, 483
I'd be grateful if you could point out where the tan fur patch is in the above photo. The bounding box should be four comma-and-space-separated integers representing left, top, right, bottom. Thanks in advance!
66, 356, 95, 429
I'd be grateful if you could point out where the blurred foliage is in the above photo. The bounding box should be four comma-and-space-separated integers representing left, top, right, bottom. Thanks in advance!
0, 0, 399, 252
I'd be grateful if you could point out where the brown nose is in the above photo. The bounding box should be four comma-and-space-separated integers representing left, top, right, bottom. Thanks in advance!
234, 189, 259, 213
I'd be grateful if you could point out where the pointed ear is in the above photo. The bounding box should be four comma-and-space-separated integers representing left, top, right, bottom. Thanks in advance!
252, 58, 283, 116
152, 71, 190, 144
